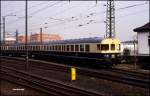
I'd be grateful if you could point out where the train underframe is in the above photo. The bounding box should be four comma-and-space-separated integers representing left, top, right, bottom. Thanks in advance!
1, 50, 120, 68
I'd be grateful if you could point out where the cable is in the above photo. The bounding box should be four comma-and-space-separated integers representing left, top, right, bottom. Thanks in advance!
7, 2, 148, 33
117, 2, 147, 10
6, 1, 63, 25
29, 1, 62, 16
5, 1, 49, 16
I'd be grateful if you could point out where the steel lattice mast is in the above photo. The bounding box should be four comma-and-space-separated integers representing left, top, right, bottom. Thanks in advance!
106, 0, 115, 38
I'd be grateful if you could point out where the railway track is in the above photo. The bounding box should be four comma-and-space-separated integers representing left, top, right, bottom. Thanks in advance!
1, 56, 150, 89
1, 65, 103, 96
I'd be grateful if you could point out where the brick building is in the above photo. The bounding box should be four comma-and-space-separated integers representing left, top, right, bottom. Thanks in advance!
18, 36, 30, 43
18, 33, 62, 43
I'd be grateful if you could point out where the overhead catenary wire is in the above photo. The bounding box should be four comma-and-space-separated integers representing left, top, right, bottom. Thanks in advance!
6, 2, 148, 34
6, 2, 147, 26
29, 1, 62, 16
5, 1, 50, 16
5, 1, 64, 25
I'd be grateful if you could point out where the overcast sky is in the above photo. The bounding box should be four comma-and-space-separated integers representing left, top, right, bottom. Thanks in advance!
1, 1, 149, 41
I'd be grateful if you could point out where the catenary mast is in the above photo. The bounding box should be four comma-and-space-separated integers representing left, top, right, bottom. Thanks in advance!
106, 0, 115, 38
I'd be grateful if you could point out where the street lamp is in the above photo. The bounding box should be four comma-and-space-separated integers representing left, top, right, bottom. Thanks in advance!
2, 14, 16, 44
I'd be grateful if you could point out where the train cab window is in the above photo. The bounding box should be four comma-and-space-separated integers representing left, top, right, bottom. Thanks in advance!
111, 44, 115, 50
101, 44, 109, 50
80, 44, 84, 52
97, 44, 101, 50
85, 44, 90, 52
75, 45, 79, 51
71, 45, 74, 51
119, 44, 121, 50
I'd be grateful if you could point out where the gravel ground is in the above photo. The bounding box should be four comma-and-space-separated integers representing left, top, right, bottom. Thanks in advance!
28, 67, 149, 96
114, 63, 150, 74
0, 79, 49, 96
1, 60, 150, 96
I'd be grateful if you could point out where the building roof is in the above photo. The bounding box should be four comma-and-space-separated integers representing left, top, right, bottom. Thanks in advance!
133, 22, 150, 32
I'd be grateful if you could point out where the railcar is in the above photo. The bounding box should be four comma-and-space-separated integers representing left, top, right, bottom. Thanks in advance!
1, 37, 121, 67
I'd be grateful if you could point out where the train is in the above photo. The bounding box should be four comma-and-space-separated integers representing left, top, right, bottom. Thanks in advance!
1, 37, 122, 67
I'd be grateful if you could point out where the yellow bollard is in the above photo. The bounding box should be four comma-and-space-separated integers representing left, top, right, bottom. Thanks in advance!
71, 68, 76, 81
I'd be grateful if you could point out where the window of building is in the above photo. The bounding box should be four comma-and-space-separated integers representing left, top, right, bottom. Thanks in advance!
101, 44, 109, 50
111, 44, 115, 50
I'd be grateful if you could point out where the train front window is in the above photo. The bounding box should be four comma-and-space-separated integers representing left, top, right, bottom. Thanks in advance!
111, 44, 115, 50
119, 44, 121, 50
101, 44, 109, 50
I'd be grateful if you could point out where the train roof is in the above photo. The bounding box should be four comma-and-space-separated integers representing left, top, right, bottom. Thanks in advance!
14, 37, 103, 45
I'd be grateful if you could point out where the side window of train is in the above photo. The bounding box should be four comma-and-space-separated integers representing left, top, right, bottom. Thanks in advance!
75, 45, 79, 51
80, 44, 84, 52
63, 45, 66, 51
53, 45, 55, 51
85, 44, 90, 52
101, 44, 109, 50
47, 45, 49, 51
71, 45, 74, 51
59, 45, 61, 51
55, 45, 58, 51
67, 45, 69, 51
97, 44, 101, 50
111, 44, 115, 50
50, 45, 51, 51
